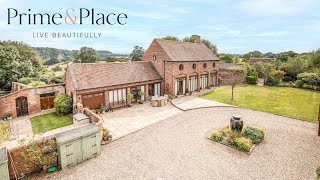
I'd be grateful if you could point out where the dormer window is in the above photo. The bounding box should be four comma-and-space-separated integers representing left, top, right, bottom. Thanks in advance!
153, 55, 156, 60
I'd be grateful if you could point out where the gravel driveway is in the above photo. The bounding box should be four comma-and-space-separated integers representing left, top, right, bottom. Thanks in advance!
33, 107, 320, 180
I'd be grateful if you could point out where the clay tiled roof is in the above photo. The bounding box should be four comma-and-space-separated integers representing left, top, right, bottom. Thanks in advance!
156, 39, 219, 62
68, 62, 162, 90
219, 63, 242, 70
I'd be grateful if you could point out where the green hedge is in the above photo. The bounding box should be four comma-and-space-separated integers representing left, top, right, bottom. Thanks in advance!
246, 76, 258, 85
54, 94, 72, 115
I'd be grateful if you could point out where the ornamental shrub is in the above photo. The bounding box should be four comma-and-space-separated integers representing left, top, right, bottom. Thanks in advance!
54, 94, 72, 115
242, 126, 264, 144
18, 77, 33, 85
234, 137, 253, 152
28, 81, 46, 87
211, 131, 223, 142
246, 76, 258, 84
294, 80, 304, 88
264, 76, 280, 86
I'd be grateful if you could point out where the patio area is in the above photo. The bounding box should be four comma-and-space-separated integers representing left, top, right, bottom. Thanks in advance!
102, 102, 182, 140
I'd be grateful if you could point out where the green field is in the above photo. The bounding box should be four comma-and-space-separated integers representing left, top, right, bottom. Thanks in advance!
31, 113, 73, 134
201, 86, 320, 122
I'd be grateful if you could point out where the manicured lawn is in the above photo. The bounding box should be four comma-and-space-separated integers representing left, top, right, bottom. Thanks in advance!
201, 86, 320, 122
31, 113, 73, 134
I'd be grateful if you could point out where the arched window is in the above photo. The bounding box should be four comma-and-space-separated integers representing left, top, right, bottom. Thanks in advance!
153, 55, 156, 60
192, 63, 196, 69
213, 62, 216, 67
179, 64, 184, 71
203, 63, 207, 68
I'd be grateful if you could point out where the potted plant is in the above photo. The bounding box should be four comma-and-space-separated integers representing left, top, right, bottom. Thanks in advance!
102, 128, 109, 141
5, 113, 13, 120
138, 91, 145, 104
127, 92, 134, 107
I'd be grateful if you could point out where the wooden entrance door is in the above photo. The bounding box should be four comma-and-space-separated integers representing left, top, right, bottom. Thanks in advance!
40, 92, 56, 110
16, 96, 28, 117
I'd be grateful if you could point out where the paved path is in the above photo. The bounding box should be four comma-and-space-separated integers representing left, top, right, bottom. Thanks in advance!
172, 96, 232, 111
33, 106, 320, 180
102, 102, 182, 140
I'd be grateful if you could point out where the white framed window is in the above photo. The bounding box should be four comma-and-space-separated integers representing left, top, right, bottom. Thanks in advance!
109, 88, 126, 103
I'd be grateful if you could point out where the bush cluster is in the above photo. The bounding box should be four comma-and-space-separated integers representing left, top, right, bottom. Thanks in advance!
242, 126, 265, 144
246, 76, 258, 85
265, 75, 280, 86
54, 94, 72, 115
211, 131, 223, 142
18, 77, 33, 85
234, 137, 253, 152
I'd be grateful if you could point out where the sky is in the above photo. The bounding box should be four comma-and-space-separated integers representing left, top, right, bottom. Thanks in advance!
0, 0, 319, 54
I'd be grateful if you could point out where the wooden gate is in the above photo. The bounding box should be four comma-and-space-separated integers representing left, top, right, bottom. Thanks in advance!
40, 92, 56, 110
16, 96, 28, 117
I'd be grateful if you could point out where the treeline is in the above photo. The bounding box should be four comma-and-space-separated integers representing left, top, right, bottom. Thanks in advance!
229, 49, 320, 91
34, 47, 128, 65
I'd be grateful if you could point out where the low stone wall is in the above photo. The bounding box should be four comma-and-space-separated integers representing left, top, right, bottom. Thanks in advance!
7, 136, 57, 180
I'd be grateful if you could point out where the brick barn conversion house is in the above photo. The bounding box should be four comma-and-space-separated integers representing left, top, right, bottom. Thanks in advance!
65, 35, 220, 110
0, 35, 222, 118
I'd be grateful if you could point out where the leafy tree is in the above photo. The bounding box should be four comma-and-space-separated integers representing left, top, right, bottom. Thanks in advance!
73, 47, 99, 63
243, 51, 263, 62
130, 46, 145, 61
264, 52, 275, 58
276, 51, 298, 62
162, 36, 179, 41
219, 54, 234, 63
281, 54, 309, 79
310, 50, 320, 69
44, 58, 59, 65
182, 36, 218, 54
54, 94, 72, 115
0, 41, 43, 91
233, 56, 241, 63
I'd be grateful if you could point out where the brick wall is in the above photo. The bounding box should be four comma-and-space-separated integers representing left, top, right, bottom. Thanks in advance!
165, 61, 219, 95
0, 84, 65, 119
65, 66, 77, 105
7, 136, 57, 179
142, 39, 171, 78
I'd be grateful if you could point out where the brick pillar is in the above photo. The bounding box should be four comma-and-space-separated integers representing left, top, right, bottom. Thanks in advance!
145, 84, 149, 100
208, 73, 212, 87
104, 91, 109, 106
186, 75, 189, 92
197, 74, 201, 92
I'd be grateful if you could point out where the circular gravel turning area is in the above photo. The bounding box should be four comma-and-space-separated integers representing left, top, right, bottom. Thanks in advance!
34, 107, 320, 180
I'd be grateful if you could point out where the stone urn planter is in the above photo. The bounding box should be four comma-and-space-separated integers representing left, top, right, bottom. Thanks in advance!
230, 114, 243, 133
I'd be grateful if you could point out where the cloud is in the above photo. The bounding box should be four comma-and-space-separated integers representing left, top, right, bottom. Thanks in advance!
235, 0, 313, 16
170, 7, 189, 14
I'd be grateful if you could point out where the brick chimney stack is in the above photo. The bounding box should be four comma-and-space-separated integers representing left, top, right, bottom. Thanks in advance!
190, 35, 201, 43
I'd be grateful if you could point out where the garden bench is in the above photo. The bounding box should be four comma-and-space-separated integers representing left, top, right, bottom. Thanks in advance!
109, 100, 127, 112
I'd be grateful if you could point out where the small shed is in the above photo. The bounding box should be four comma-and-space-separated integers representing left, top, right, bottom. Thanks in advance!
55, 124, 101, 170
0, 148, 9, 180
73, 113, 90, 126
